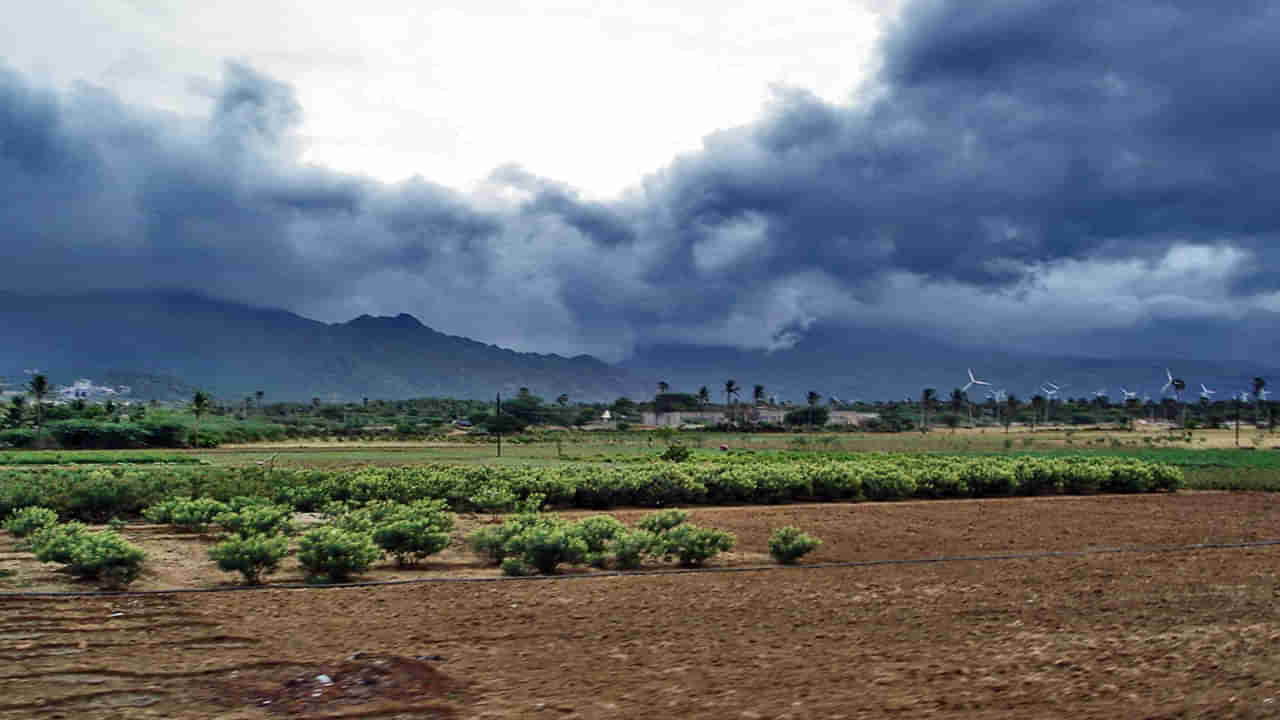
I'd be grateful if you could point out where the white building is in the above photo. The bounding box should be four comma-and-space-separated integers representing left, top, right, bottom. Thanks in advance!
56, 379, 128, 403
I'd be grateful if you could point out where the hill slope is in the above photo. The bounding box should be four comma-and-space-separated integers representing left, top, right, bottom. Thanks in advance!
0, 292, 643, 402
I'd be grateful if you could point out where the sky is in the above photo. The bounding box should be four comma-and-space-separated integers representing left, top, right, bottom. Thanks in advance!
4, 0, 1280, 363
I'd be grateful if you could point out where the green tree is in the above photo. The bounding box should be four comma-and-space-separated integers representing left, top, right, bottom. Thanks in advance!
1005, 393, 1019, 433
27, 374, 49, 437
697, 386, 710, 407
949, 388, 966, 431
6, 395, 25, 429
806, 391, 821, 429
920, 388, 936, 433
191, 390, 211, 448
754, 384, 766, 406
657, 381, 669, 395
255, 390, 265, 416
556, 393, 569, 407
723, 379, 740, 424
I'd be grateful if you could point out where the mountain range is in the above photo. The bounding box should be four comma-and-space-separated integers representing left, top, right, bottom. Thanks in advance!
2, 291, 1277, 403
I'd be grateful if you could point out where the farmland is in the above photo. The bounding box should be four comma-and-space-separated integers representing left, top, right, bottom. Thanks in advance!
2, 432, 1280, 717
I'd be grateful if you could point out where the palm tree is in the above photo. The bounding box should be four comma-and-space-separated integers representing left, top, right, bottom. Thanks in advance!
724, 379, 740, 423
920, 388, 936, 433
806, 391, 821, 429
657, 381, 669, 395
192, 390, 211, 448
27, 374, 49, 437
6, 395, 26, 429
754, 384, 766, 406
1031, 395, 1045, 432
949, 388, 965, 432
556, 393, 569, 407
1254, 377, 1268, 430
255, 390, 265, 417
697, 386, 711, 408
1004, 393, 1019, 434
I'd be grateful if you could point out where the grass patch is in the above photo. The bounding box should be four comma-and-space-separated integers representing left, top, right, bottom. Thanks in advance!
0, 451, 202, 466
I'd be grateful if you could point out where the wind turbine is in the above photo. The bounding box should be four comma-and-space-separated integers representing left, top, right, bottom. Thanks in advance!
1200, 384, 1216, 400
960, 369, 990, 427
1161, 369, 1176, 395
1121, 388, 1138, 401
962, 369, 991, 393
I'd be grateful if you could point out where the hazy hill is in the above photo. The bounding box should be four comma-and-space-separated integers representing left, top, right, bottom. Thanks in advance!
0, 292, 644, 403
4, 291, 1277, 405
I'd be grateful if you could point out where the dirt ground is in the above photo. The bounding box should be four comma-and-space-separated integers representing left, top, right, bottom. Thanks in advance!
3, 493, 1280, 718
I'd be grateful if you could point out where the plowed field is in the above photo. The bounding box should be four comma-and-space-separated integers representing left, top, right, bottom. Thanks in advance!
4, 492, 1280, 718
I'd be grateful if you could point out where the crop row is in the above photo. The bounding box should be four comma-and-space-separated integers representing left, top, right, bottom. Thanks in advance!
0, 454, 1181, 522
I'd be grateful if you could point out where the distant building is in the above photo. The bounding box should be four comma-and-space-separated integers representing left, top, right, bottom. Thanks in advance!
641, 408, 879, 427
55, 379, 129, 403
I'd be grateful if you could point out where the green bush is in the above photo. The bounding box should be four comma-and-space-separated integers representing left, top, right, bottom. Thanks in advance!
372, 520, 451, 567
500, 557, 535, 576
65, 531, 146, 588
168, 498, 230, 532
659, 444, 692, 462
659, 525, 735, 567
214, 505, 295, 538
636, 508, 690, 534
768, 526, 822, 565
506, 524, 588, 574
296, 527, 380, 583
467, 513, 553, 565
572, 515, 625, 553
609, 529, 659, 570
209, 534, 290, 585
30, 522, 90, 564
4, 506, 58, 538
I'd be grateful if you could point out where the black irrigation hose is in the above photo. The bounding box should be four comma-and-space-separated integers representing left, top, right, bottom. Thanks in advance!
3, 538, 1279, 600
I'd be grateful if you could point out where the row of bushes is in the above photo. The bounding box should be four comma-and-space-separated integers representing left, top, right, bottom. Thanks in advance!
0, 451, 200, 466
3, 507, 146, 588
0, 455, 1182, 522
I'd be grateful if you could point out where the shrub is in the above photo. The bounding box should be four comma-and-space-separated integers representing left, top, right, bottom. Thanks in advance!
4, 506, 58, 538
609, 529, 659, 570
659, 444, 691, 463
500, 557, 535, 576
297, 527, 380, 583
636, 509, 690, 534
65, 531, 146, 589
659, 525, 735, 567
30, 522, 90, 564
467, 513, 554, 565
572, 515, 625, 553
372, 520, 451, 567
209, 533, 290, 585
214, 505, 295, 538
506, 524, 588, 574
768, 526, 822, 565
167, 498, 230, 532
66, 470, 147, 522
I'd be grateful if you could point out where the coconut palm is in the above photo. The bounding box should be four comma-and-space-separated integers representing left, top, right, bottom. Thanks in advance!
806, 391, 821, 429
697, 386, 711, 407
27, 374, 49, 437
556, 393, 569, 407
191, 390, 211, 448
1004, 393, 1019, 434
754, 384, 766, 406
949, 388, 966, 432
657, 381, 669, 395
723, 380, 740, 425
920, 388, 936, 433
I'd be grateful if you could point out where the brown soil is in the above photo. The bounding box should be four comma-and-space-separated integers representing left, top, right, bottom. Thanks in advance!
3, 493, 1280, 718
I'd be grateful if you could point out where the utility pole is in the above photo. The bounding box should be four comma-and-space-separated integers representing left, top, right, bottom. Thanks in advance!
496, 392, 502, 458
1235, 397, 1241, 448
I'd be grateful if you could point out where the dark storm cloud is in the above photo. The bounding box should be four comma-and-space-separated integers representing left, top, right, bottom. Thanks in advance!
6, 1, 1280, 359
0, 62, 498, 312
